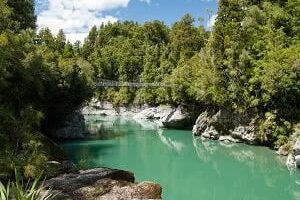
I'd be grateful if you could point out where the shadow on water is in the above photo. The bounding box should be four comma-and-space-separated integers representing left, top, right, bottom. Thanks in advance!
64, 116, 154, 167
63, 142, 117, 167
85, 116, 156, 140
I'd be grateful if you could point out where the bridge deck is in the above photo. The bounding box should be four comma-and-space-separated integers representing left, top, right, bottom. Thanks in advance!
96, 79, 171, 88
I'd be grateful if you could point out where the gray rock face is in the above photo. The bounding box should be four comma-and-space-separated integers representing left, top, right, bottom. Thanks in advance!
286, 153, 296, 169
287, 140, 300, 169
160, 106, 193, 129
49, 111, 87, 140
44, 168, 162, 200
293, 140, 300, 156
83, 99, 198, 129
133, 105, 195, 129
133, 106, 174, 120
82, 100, 149, 118
295, 155, 300, 167
201, 127, 220, 140
192, 109, 257, 144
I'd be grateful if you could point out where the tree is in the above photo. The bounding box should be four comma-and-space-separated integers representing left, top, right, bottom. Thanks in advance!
0, 0, 12, 31
143, 20, 170, 45
7, 0, 36, 31
170, 14, 206, 61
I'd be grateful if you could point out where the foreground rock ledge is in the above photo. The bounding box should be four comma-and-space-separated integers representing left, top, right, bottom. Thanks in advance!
44, 168, 162, 200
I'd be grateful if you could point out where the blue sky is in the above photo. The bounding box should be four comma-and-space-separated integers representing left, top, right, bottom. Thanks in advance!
35, 0, 218, 42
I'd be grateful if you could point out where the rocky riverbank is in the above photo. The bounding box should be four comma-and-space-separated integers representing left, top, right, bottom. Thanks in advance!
44, 167, 162, 200
191, 108, 300, 170
82, 100, 199, 129
192, 108, 257, 144
58, 100, 300, 171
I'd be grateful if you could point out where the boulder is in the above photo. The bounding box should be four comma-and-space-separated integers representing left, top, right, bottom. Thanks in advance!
100, 180, 162, 200
133, 105, 196, 129
62, 160, 78, 173
45, 160, 78, 179
192, 110, 213, 136
44, 168, 162, 200
133, 106, 174, 120
133, 107, 162, 120
295, 155, 300, 168
161, 106, 193, 129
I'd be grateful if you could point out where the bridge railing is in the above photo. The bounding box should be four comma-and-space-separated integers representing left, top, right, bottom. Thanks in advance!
96, 79, 172, 88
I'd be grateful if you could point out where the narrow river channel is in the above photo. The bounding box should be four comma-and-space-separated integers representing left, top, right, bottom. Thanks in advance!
62, 116, 300, 200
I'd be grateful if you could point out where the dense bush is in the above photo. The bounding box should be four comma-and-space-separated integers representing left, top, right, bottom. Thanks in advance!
83, 0, 299, 148
0, 1, 94, 180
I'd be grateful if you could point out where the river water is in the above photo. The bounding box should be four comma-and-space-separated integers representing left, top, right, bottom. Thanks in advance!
62, 116, 300, 200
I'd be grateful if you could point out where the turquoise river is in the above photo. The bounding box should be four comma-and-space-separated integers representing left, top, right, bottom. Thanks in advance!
62, 116, 300, 200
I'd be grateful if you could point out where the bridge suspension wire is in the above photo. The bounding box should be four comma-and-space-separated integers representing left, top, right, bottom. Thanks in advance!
95, 79, 173, 88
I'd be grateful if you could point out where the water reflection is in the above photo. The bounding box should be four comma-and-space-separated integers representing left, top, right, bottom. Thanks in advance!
192, 136, 300, 196
133, 118, 162, 130
86, 117, 130, 140
158, 129, 185, 152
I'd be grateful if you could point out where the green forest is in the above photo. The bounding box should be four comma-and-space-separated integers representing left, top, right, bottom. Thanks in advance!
0, 0, 300, 182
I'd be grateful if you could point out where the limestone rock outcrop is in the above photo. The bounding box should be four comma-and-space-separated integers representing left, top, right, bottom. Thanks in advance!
133, 105, 197, 129
192, 109, 257, 144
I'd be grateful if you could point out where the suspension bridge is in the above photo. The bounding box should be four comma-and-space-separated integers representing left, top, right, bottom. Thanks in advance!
96, 79, 172, 88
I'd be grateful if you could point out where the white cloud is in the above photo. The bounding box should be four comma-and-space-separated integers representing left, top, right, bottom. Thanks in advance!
139, 0, 151, 4
37, 0, 129, 43
207, 14, 217, 29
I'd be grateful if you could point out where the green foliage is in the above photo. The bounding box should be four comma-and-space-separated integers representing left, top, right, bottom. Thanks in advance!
0, 181, 10, 200
170, 14, 207, 61
0, 170, 54, 200
85, 16, 208, 105
203, 0, 300, 146
0, 1, 94, 181
257, 112, 293, 148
